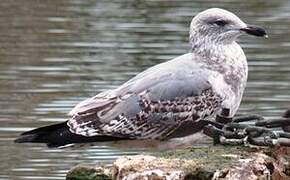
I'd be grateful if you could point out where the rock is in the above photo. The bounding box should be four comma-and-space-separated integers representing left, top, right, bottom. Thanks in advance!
265, 147, 290, 179
214, 153, 273, 180
111, 155, 210, 180
66, 165, 112, 180
67, 146, 290, 180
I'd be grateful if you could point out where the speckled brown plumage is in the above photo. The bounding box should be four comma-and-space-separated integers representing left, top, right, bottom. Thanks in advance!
68, 88, 222, 140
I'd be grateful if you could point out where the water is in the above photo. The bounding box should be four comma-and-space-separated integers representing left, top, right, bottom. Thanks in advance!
1, 0, 290, 179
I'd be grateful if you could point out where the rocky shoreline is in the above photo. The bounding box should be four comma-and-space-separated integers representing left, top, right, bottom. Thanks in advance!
66, 146, 290, 180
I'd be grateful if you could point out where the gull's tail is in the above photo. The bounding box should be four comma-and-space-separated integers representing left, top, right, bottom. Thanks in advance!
14, 121, 127, 147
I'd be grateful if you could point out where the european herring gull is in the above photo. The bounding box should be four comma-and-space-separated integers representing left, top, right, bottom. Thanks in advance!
15, 8, 267, 147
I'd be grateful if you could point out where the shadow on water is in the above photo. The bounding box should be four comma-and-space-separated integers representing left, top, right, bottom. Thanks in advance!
1, 0, 290, 179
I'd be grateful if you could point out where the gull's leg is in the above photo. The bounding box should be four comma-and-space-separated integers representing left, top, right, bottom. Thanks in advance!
216, 108, 232, 124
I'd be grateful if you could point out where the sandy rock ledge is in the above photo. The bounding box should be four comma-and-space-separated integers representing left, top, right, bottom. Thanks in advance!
66, 146, 290, 180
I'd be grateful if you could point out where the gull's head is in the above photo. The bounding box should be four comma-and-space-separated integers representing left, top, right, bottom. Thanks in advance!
190, 8, 267, 45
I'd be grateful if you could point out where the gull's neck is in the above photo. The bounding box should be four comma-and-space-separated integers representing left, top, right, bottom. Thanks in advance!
189, 34, 237, 63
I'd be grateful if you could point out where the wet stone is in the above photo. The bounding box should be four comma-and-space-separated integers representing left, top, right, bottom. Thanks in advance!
67, 146, 290, 180
66, 165, 112, 180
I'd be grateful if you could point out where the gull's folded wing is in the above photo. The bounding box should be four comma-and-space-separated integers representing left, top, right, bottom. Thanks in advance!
68, 54, 223, 139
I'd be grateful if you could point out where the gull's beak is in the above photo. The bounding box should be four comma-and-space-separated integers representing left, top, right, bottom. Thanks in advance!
240, 25, 268, 38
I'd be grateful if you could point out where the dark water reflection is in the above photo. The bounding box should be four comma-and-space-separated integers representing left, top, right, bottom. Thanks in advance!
1, 0, 290, 179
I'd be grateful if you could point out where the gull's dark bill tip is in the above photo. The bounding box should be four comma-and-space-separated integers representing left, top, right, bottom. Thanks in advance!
240, 25, 267, 37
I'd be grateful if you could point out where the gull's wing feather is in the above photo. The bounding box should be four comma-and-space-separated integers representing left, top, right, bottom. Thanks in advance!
67, 54, 223, 139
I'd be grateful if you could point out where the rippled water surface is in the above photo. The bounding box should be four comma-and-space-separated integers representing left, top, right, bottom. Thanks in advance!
2, 0, 290, 179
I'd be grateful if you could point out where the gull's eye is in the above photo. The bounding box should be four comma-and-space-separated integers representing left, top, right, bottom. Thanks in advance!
213, 19, 228, 26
